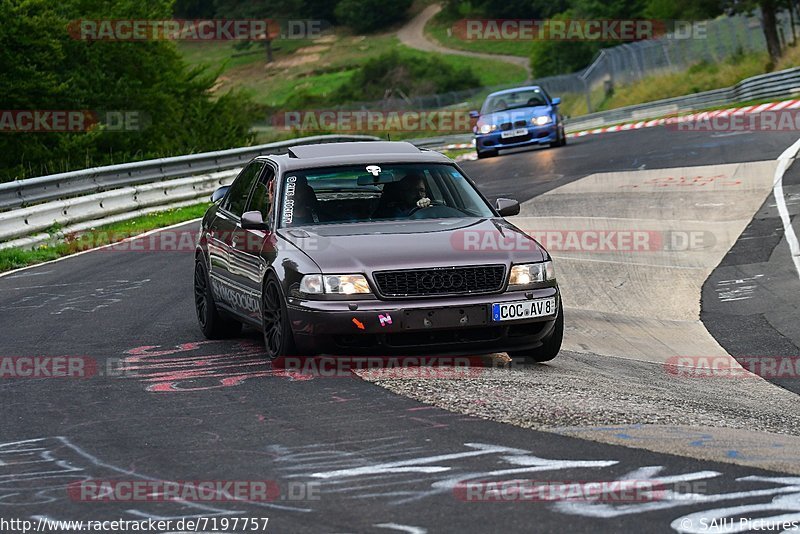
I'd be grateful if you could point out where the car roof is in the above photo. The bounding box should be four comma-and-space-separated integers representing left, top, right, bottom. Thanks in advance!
486, 86, 545, 98
256, 141, 454, 171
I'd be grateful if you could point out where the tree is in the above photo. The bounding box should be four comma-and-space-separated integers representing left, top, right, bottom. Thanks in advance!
727, 0, 785, 64
334, 0, 412, 34
0, 0, 254, 181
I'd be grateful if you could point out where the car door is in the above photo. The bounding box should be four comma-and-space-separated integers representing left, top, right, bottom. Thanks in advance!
229, 163, 279, 323
207, 161, 264, 321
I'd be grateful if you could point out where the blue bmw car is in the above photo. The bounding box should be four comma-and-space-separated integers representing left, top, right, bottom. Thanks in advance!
470, 86, 566, 159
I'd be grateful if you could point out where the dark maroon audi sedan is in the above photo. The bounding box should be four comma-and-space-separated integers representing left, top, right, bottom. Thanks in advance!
194, 142, 562, 363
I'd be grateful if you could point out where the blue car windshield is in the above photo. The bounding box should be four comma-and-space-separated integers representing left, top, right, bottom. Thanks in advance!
482, 89, 548, 114
279, 163, 495, 228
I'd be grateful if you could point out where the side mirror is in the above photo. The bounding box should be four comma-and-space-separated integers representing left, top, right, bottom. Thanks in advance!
211, 186, 230, 203
551, 97, 561, 106
495, 198, 520, 217
469, 110, 480, 119
241, 211, 270, 231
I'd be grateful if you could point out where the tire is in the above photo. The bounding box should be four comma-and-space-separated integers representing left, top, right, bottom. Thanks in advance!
550, 126, 566, 148
507, 304, 564, 364
261, 274, 297, 360
194, 260, 243, 339
477, 149, 498, 159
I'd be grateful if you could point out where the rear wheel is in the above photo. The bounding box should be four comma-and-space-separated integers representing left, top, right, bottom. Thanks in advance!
477, 148, 498, 159
261, 274, 297, 360
194, 260, 242, 339
507, 304, 564, 364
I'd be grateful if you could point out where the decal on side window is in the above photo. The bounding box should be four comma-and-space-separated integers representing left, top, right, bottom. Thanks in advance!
282, 176, 297, 225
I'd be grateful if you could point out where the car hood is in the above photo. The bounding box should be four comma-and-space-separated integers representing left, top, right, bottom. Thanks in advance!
481, 106, 551, 125
278, 218, 546, 273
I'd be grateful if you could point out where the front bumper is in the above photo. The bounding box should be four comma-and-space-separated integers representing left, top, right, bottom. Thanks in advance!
476, 124, 557, 151
287, 287, 560, 356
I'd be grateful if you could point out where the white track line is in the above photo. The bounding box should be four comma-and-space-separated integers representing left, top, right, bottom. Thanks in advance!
0, 218, 202, 279
774, 138, 800, 282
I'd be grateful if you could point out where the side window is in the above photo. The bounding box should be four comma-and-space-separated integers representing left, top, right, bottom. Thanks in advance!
221, 162, 264, 217
423, 170, 444, 203
246, 165, 276, 221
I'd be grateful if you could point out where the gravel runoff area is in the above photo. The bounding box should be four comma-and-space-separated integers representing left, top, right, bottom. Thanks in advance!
356, 351, 800, 472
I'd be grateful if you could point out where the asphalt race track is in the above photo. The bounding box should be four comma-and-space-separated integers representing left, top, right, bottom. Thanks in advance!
2, 125, 800, 533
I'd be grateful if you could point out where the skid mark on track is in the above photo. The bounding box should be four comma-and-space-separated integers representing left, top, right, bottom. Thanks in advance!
265, 437, 800, 531
121, 340, 310, 392
0, 436, 309, 514
0, 279, 150, 314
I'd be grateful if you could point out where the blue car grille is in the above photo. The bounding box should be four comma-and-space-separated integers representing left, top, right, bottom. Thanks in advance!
500, 120, 529, 131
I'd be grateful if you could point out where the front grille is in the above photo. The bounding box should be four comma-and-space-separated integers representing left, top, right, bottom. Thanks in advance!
500, 120, 529, 130
373, 266, 506, 297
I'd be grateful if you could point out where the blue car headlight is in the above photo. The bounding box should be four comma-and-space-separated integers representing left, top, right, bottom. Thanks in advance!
479, 124, 497, 134
532, 116, 552, 126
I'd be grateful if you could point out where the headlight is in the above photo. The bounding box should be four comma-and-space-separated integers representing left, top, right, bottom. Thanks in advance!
299, 274, 372, 295
508, 261, 555, 289
479, 124, 497, 134
533, 116, 552, 126
299, 274, 323, 294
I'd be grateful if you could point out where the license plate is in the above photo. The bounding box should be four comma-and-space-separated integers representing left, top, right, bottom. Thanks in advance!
500, 128, 528, 139
501, 128, 528, 139
492, 298, 557, 322
403, 306, 488, 329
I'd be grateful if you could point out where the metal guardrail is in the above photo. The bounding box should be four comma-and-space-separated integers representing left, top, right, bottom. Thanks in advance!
4, 63, 800, 247
0, 134, 380, 211
0, 170, 239, 244
564, 66, 800, 132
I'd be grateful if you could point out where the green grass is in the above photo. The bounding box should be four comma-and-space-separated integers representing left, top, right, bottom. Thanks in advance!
0, 203, 210, 273
555, 44, 800, 118
425, 10, 536, 58
179, 32, 526, 109
596, 53, 772, 112
177, 39, 315, 77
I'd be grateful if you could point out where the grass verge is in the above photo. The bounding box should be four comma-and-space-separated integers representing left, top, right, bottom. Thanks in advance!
180, 34, 526, 109
0, 203, 210, 273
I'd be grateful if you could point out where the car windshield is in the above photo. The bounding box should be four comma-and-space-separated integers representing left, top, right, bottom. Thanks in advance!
482, 89, 548, 114
279, 163, 495, 228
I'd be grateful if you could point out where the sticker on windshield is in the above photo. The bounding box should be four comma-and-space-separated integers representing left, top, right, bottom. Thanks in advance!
282, 176, 297, 225
366, 165, 381, 176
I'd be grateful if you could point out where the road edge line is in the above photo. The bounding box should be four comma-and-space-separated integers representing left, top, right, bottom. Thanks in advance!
774, 137, 800, 281
0, 218, 202, 279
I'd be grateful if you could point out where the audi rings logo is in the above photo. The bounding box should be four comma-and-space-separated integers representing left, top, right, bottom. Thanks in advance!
419, 272, 466, 290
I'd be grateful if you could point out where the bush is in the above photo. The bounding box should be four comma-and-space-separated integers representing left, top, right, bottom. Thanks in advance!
0, 0, 254, 181
334, 0, 412, 34
332, 50, 480, 102
529, 39, 601, 77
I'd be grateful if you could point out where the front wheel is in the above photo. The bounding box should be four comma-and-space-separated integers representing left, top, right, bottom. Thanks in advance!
194, 260, 242, 339
477, 148, 498, 159
261, 275, 297, 360
550, 126, 567, 148
507, 304, 564, 364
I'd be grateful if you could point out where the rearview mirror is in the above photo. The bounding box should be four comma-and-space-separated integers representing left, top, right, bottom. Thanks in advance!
357, 172, 397, 186
495, 198, 520, 217
551, 97, 561, 106
211, 186, 229, 203
469, 110, 480, 119
241, 211, 270, 231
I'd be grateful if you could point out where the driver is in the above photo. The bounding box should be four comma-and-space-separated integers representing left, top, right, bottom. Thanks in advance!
373, 173, 431, 219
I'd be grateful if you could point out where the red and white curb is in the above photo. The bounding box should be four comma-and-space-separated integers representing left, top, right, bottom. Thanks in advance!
442, 98, 800, 161
566, 98, 800, 138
